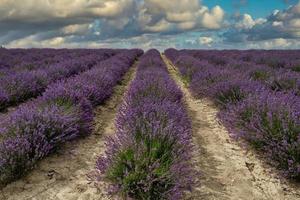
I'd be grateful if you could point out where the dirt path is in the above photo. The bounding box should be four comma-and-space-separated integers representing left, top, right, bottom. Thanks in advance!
0, 63, 137, 200
162, 55, 300, 200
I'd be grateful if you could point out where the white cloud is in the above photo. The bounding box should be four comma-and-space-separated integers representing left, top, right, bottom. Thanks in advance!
177, 21, 197, 30
272, 21, 283, 27
235, 14, 266, 30
253, 1, 300, 39
262, 38, 292, 48
224, 1, 300, 44
3, 0, 300, 49
0, 0, 137, 45
288, 18, 300, 28
62, 24, 91, 35
6, 36, 65, 48
198, 36, 214, 46
138, 0, 225, 32
0, 0, 226, 46
143, 19, 172, 32
5, 34, 116, 49
202, 6, 225, 29
248, 38, 293, 49
0, 0, 225, 33
0, 0, 135, 21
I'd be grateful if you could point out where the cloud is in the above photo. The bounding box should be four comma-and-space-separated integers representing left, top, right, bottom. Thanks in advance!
0, 0, 136, 44
6, 35, 65, 48
247, 38, 298, 49
224, 1, 300, 43
262, 38, 292, 48
5, 31, 177, 50
201, 6, 225, 29
0, 0, 226, 47
138, 0, 225, 32
234, 14, 266, 30
61, 24, 91, 35
142, 19, 172, 32
198, 36, 214, 46
2, 0, 300, 49
5, 33, 117, 49
0, 0, 135, 21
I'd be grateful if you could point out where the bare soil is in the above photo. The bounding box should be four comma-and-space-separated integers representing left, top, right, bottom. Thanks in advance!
0, 63, 137, 200
162, 55, 300, 200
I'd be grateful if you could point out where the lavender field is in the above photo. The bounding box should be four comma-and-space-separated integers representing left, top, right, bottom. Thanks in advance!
0, 48, 300, 200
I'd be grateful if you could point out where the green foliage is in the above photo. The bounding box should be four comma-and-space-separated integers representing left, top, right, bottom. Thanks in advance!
250, 70, 269, 81
42, 97, 75, 112
216, 87, 245, 107
106, 134, 176, 200
291, 66, 300, 72
270, 79, 297, 91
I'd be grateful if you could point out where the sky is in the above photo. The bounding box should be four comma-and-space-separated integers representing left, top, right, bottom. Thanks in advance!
0, 0, 300, 49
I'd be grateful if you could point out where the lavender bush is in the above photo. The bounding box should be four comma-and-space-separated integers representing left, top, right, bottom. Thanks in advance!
247, 66, 274, 81
94, 49, 194, 199
220, 92, 300, 178
267, 71, 300, 95
207, 79, 266, 107
0, 101, 88, 184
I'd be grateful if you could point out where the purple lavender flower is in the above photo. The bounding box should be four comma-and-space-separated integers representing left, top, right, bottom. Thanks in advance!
220, 91, 300, 178
0, 49, 118, 111
166, 49, 300, 180
95, 49, 195, 199
0, 49, 142, 186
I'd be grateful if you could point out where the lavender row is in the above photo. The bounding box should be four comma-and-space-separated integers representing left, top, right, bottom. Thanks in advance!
165, 48, 300, 180
176, 49, 300, 72
0, 49, 118, 111
0, 50, 81, 76
0, 49, 126, 75
0, 49, 142, 186
94, 49, 194, 199
0, 48, 90, 69
165, 49, 299, 99
0, 48, 68, 69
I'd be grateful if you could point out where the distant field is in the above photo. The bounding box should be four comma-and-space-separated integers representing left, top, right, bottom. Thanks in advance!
1, 48, 300, 200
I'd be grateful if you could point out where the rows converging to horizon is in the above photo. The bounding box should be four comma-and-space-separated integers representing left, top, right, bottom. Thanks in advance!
0, 48, 300, 199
